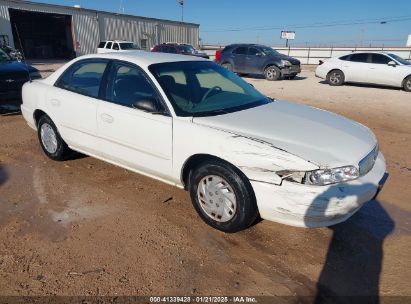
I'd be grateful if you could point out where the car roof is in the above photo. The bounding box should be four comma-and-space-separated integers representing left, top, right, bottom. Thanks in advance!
78, 51, 207, 68
100, 40, 135, 43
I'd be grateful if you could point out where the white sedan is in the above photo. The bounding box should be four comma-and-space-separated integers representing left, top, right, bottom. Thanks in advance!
21, 51, 387, 232
316, 52, 411, 91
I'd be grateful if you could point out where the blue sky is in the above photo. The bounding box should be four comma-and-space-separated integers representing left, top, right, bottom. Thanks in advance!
32, 0, 411, 46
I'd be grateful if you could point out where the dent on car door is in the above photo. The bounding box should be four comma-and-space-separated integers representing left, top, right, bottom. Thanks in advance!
96, 60, 173, 179
46, 59, 109, 152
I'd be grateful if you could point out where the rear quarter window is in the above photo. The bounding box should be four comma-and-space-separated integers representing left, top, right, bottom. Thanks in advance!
98, 42, 106, 48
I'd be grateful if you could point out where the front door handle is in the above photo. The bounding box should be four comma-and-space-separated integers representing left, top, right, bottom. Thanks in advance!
101, 113, 114, 123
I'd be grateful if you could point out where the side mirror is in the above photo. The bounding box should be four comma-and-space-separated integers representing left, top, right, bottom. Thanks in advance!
132, 97, 167, 115
388, 61, 397, 67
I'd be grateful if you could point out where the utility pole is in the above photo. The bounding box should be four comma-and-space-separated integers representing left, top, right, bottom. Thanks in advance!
179, 0, 184, 22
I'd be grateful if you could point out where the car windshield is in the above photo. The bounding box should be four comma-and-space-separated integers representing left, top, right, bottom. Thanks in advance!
259, 46, 280, 55
120, 43, 140, 50
388, 53, 411, 65
179, 45, 195, 54
0, 49, 11, 61
149, 61, 271, 117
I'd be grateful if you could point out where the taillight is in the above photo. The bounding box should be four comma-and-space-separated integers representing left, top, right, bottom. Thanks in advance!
215, 49, 222, 62
319, 60, 324, 65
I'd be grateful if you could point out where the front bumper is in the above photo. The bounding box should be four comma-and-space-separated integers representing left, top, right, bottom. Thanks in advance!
281, 64, 301, 76
251, 152, 387, 228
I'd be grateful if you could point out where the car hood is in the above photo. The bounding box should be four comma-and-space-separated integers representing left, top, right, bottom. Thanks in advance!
268, 54, 300, 65
192, 101, 377, 168
0, 60, 37, 74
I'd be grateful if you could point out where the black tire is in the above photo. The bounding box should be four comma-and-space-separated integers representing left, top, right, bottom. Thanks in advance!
326, 70, 345, 86
285, 75, 297, 80
403, 76, 411, 92
37, 115, 70, 161
221, 62, 233, 72
264, 65, 281, 81
189, 160, 259, 233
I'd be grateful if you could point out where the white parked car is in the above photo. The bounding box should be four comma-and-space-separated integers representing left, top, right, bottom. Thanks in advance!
97, 40, 140, 53
316, 52, 411, 91
21, 52, 387, 232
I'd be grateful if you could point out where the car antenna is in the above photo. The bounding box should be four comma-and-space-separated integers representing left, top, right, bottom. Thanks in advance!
13, 22, 32, 82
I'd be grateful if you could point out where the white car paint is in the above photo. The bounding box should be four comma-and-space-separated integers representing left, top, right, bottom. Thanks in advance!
316, 51, 411, 88
21, 51, 387, 228
97, 40, 140, 54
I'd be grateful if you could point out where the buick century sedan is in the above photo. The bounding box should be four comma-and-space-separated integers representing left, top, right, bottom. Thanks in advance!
21, 51, 387, 232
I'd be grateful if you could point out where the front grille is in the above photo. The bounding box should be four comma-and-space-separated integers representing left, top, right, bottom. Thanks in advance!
359, 145, 379, 176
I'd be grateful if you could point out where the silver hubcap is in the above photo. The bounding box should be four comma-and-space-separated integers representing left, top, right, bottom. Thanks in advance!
406, 79, 411, 90
329, 72, 342, 84
197, 175, 237, 222
266, 68, 277, 79
40, 123, 58, 154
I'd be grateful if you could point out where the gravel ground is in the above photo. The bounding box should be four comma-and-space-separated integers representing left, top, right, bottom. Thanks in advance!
0, 64, 410, 301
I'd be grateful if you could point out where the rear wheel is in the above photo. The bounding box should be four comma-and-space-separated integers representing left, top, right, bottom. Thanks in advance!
264, 65, 281, 81
403, 76, 411, 92
189, 160, 258, 232
37, 115, 70, 161
326, 70, 345, 86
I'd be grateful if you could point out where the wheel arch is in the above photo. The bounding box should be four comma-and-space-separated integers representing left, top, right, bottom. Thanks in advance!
326, 68, 345, 77
181, 154, 252, 193
263, 62, 281, 72
401, 74, 411, 87
33, 109, 48, 128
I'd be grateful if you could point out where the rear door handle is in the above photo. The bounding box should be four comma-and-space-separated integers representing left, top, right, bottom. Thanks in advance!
101, 113, 114, 123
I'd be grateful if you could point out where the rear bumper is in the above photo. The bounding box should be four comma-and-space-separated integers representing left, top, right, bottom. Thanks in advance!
251, 152, 387, 228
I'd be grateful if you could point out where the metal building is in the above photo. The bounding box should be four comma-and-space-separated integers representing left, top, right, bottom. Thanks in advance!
0, 0, 200, 59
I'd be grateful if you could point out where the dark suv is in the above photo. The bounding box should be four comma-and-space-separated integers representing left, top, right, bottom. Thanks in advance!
216, 44, 301, 80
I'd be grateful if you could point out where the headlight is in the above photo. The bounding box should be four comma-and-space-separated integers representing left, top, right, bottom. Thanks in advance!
29, 71, 42, 79
277, 166, 359, 186
281, 60, 292, 66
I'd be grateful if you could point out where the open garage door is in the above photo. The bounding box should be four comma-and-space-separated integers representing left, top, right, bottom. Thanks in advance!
9, 8, 75, 59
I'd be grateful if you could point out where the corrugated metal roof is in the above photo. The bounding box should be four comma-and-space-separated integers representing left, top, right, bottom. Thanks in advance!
4, 0, 200, 27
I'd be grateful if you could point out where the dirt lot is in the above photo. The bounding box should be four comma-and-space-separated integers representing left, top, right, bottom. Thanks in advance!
0, 64, 410, 301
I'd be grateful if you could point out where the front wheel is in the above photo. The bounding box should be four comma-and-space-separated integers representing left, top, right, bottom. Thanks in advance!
37, 115, 71, 161
189, 160, 258, 232
326, 70, 345, 86
403, 76, 411, 92
264, 66, 281, 81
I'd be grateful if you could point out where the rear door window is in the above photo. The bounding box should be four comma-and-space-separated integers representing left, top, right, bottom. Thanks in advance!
233, 47, 247, 55
56, 60, 109, 98
113, 43, 120, 50
350, 53, 369, 63
105, 42, 112, 49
